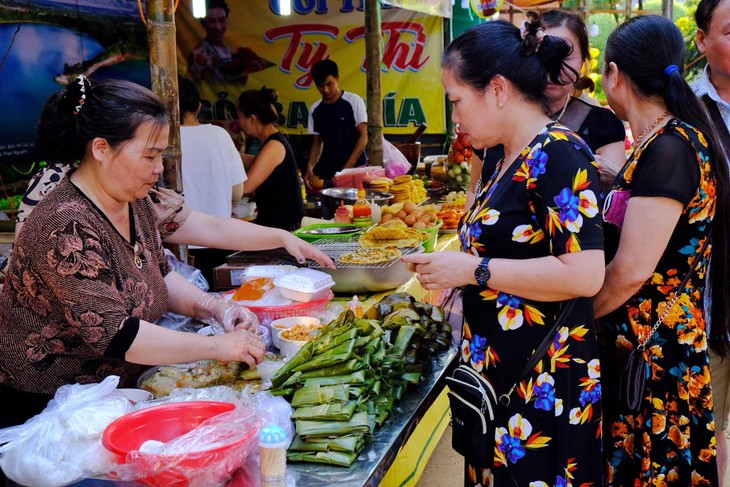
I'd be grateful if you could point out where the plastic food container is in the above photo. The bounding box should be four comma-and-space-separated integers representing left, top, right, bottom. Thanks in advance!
242, 265, 298, 280
270, 316, 321, 349
274, 269, 335, 303
416, 219, 443, 253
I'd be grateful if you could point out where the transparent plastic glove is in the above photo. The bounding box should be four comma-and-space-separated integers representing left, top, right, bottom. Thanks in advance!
195, 293, 260, 334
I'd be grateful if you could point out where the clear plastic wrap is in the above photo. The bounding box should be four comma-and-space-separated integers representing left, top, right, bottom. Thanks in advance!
383, 138, 413, 179
0, 376, 132, 487
158, 250, 210, 330
196, 292, 261, 334
112, 405, 263, 487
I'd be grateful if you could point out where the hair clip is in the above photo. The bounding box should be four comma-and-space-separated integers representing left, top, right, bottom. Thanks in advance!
519, 22, 545, 52
73, 75, 88, 116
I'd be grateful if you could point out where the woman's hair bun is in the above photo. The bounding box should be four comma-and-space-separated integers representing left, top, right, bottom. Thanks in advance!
520, 11, 545, 56
261, 86, 278, 104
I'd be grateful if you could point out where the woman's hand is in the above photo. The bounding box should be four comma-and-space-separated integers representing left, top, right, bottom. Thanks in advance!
281, 232, 336, 269
195, 293, 260, 333
213, 329, 266, 369
402, 251, 481, 290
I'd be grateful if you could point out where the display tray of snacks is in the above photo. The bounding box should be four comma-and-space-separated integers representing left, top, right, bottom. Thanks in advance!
308, 237, 422, 294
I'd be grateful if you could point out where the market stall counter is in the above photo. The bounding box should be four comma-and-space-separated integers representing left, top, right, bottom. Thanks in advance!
9, 235, 461, 487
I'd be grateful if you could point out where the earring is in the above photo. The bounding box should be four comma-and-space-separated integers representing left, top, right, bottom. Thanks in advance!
498, 102, 504, 109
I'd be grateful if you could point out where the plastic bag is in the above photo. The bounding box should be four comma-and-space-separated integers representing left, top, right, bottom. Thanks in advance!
0, 376, 132, 487
158, 249, 210, 330
383, 138, 412, 179
255, 392, 295, 446
114, 405, 263, 487
196, 292, 261, 334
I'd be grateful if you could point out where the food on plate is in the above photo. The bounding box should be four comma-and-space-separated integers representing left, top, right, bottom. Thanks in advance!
139, 354, 285, 398
358, 220, 425, 248
443, 191, 467, 209
380, 203, 438, 228
437, 207, 465, 230
338, 247, 402, 265
281, 323, 323, 341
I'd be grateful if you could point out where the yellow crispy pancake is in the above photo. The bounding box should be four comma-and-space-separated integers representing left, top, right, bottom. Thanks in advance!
338, 247, 402, 265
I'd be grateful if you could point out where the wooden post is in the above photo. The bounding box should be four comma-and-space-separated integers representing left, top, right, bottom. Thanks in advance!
146, 0, 181, 192
662, 0, 673, 18
364, 0, 383, 166
146, 0, 186, 262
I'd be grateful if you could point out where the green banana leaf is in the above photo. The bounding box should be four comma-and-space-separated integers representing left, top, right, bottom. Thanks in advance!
281, 371, 302, 388
289, 434, 364, 453
298, 360, 362, 380
391, 325, 417, 357
271, 341, 315, 388
303, 371, 367, 387
313, 328, 358, 355
293, 352, 359, 373
291, 401, 357, 421
291, 384, 350, 407
286, 450, 357, 467
288, 435, 329, 452
297, 411, 371, 439
268, 387, 294, 397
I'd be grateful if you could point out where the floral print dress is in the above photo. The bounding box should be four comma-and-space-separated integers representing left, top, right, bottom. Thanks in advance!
600, 119, 717, 486
459, 123, 604, 486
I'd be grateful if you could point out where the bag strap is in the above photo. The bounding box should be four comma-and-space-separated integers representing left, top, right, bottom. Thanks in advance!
637, 229, 712, 350
499, 298, 577, 406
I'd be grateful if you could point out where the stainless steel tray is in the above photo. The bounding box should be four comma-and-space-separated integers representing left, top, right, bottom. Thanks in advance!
298, 225, 363, 235
309, 239, 422, 293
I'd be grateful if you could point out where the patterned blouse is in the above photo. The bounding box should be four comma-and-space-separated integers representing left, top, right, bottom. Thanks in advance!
0, 178, 170, 394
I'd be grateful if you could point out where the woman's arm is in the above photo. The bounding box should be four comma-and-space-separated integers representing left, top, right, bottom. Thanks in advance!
595, 141, 626, 190
242, 139, 286, 193
593, 196, 684, 318
403, 249, 605, 301
163, 211, 335, 268
232, 182, 244, 201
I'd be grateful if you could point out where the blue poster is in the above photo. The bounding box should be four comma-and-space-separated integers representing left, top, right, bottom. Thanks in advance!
0, 0, 150, 166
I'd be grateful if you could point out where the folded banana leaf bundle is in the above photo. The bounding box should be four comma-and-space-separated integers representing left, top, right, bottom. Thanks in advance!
277, 294, 450, 468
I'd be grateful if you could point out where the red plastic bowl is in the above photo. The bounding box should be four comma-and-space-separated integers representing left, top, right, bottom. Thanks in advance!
103, 401, 256, 487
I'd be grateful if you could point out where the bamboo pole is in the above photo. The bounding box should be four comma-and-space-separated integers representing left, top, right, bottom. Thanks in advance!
662, 0, 673, 18
146, 0, 181, 192
146, 0, 186, 261
364, 0, 383, 167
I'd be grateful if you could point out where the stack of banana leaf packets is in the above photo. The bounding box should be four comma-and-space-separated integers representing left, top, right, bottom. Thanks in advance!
269, 293, 452, 467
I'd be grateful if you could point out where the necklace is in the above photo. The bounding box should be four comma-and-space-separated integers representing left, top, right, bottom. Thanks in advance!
133, 241, 144, 269
633, 111, 671, 149
553, 94, 571, 122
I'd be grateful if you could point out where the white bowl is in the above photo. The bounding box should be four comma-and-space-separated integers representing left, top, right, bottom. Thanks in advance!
271, 316, 321, 349
112, 388, 153, 404
278, 335, 309, 358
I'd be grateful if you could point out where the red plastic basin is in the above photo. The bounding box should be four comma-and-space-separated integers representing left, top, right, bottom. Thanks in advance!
103, 401, 256, 487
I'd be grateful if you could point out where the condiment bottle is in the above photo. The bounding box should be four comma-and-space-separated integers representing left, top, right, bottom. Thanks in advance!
334, 201, 352, 224
258, 424, 288, 481
347, 295, 364, 318
370, 199, 381, 224
352, 184, 372, 226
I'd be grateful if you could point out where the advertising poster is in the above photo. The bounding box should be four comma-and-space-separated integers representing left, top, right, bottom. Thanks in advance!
0, 0, 150, 165
176, 0, 446, 136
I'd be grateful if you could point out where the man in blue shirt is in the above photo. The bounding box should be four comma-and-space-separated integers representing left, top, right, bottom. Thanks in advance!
306, 59, 368, 188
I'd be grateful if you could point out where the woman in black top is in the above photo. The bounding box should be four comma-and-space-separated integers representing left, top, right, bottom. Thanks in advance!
466, 10, 626, 207
238, 87, 305, 231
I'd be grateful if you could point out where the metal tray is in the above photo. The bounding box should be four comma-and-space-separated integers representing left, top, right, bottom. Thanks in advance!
309, 238, 422, 293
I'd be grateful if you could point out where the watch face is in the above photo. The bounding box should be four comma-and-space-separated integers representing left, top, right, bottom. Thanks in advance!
475, 263, 490, 286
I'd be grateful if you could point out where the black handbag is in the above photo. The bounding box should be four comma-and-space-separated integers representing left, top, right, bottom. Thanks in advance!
445, 299, 577, 467
617, 231, 711, 412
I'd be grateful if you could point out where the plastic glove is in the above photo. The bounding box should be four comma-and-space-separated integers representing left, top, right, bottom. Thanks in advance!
195, 293, 260, 334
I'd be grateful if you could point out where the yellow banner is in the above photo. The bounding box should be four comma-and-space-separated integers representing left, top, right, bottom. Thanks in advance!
385, 0, 452, 18
175, 2, 445, 135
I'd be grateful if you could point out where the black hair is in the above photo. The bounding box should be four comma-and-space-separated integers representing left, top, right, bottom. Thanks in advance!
442, 11, 576, 114
696, 0, 722, 31
205, 0, 229, 17
237, 86, 279, 125
605, 15, 730, 357
36, 77, 169, 164
311, 59, 339, 85
542, 10, 595, 92
178, 76, 201, 122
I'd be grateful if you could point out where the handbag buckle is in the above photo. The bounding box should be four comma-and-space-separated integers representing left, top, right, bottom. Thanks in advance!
498, 394, 511, 406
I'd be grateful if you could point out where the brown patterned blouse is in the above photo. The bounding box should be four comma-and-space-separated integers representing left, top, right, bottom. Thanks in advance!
0, 178, 170, 394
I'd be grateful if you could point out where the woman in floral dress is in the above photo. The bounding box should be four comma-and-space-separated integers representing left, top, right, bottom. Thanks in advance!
594, 16, 730, 486
403, 14, 605, 486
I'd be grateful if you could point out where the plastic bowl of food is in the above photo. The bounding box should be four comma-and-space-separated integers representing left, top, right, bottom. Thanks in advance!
270, 316, 321, 349
103, 401, 257, 487
277, 322, 323, 357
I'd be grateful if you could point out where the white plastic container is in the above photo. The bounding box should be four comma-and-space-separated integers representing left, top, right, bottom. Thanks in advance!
274, 269, 335, 303
243, 265, 298, 281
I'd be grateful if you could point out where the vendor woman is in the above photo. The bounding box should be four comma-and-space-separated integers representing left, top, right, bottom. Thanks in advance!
0, 77, 265, 428
237, 87, 305, 231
